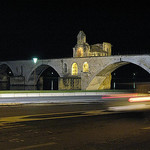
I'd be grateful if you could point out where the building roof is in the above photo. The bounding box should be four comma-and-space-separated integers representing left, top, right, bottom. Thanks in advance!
90, 44, 107, 53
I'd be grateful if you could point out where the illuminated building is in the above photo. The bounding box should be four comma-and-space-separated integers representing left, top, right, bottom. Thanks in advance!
73, 31, 112, 58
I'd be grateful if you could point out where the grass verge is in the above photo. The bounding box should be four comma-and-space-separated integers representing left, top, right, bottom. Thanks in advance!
0, 89, 131, 94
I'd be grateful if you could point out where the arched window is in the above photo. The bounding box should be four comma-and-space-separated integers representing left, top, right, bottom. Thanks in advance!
77, 47, 84, 57
72, 63, 78, 75
83, 62, 89, 72
64, 63, 67, 73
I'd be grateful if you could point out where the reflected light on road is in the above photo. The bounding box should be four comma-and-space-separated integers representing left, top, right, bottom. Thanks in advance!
108, 104, 147, 112
129, 96, 150, 103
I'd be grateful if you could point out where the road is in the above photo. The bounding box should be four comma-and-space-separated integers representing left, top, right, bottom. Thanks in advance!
1, 94, 149, 109
1, 101, 150, 150
0, 95, 104, 104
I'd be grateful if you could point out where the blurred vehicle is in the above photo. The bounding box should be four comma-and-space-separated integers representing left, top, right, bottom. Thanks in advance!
102, 92, 150, 112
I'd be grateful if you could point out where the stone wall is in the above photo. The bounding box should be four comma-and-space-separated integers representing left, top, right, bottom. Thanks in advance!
98, 74, 112, 90
10, 76, 25, 85
58, 77, 81, 90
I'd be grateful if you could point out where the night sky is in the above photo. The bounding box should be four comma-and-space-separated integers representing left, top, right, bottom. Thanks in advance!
0, 0, 150, 61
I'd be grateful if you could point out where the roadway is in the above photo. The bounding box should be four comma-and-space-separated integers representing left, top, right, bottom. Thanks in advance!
1, 99, 150, 149
0, 95, 104, 104
1, 94, 150, 112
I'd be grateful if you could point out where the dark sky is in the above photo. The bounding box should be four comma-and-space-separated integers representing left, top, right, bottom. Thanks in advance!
0, 0, 150, 61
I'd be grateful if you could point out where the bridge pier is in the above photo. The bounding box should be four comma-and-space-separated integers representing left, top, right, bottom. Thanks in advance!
83, 74, 111, 90
58, 77, 81, 90
10, 76, 25, 86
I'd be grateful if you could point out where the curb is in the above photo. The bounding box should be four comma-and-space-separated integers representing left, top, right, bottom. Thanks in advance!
0, 92, 123, 98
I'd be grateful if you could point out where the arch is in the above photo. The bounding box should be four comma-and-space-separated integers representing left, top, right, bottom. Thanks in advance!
0, 63, 14, 76
86, 61, 129, 90
111, 63, 150, 89
0, 64, 14, 90
83, 62, 89, 72
72, 63, 78, 75
28, 64, 60, 85
76, 47, 84, 57
64, 63, 67, 73
86, 58, 150, 90
38, 66, 60, 90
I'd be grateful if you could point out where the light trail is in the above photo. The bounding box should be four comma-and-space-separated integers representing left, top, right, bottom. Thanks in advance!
102, 93, 138, 99
129, 96, 150, 103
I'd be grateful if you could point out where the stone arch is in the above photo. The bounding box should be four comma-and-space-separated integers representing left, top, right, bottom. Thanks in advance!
86, 59, 150, 90
0, 63, 14, 76
76, 47, 84, 57
64, 63, 67, 73
72, 63, 78, 75
83, 62, 89, 72
0, 64, 14, 89
27, 64, 60, 85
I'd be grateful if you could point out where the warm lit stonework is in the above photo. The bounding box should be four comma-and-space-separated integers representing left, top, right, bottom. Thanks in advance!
83, 62, 89, 72
72, 63, 78, 75
73, 31, 112, 57
76, 47, 84, 57
72, 31, 112, 90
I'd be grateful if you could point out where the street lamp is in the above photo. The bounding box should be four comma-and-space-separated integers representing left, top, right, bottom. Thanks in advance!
33, 57, 38, 90
133, 73, 136, 89
51, 72, 54, 90
113, 72, 116, 89
33, 57, 38, 64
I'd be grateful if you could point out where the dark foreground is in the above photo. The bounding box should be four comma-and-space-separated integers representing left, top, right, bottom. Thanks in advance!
1, 103, 150, 150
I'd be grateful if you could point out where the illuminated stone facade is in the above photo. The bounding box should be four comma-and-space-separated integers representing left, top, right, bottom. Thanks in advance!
73, 31, 112, 57
72, 31, 112, 90
1, 55, 150, 90
59, 77, 81, 90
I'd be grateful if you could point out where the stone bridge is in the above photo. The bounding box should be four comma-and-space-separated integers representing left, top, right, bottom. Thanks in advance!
1, 31, 150, 90
0, 55, 150, 90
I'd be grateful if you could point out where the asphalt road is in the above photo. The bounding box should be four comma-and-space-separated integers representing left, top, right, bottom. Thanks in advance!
0, 95, 146, 109
0, 95, 108, 104
1, 102, 150, 150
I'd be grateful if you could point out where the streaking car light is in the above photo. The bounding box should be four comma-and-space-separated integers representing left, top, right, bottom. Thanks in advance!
129, 96, 150, 103
102, 93, 138, 99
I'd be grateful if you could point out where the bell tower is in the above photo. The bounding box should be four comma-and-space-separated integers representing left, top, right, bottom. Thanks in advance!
73, 31, 90, 57
77, 31, 86, 44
